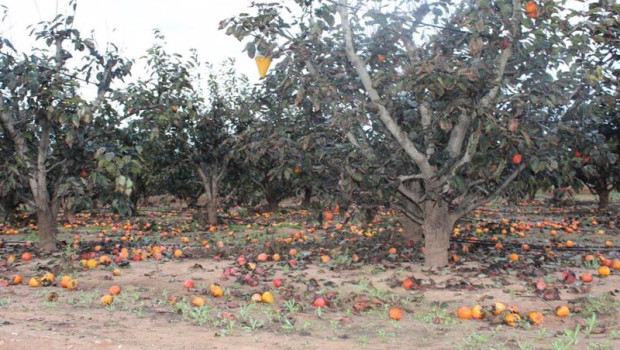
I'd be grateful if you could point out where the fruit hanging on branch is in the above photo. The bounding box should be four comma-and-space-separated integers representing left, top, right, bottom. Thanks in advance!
499, 37, 511, 50
525, 1, 539, 19
255, 55, 272, 79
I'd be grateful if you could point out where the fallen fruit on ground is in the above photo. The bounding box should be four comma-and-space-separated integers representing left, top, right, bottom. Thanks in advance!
210, 284, 224, 297
46, 292, 59, 302
598, 266, 610, 277
101, 295, 114, 306
492, 302, 507, 315
402, 278, 415, 290
191, 296, 205, 307
66, 279, 79, 290
388, 307, 403, 320
527, 311, 544, 325
555, 305, 570, 317
10, 274, 23, 285
28, 277, 41, 288
109, 285, 122, 295
313, 297, 326, 307
261, 291, 274, 303
581, 273, 593, 283
457, 306, 472, 319
471, 304, 484, 319
504, 313, 521, 326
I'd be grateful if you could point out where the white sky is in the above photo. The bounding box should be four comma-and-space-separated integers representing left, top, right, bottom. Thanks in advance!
0, 0, 265, 83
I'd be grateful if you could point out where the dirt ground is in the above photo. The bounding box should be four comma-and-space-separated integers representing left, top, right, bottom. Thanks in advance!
1, 201, 620, 350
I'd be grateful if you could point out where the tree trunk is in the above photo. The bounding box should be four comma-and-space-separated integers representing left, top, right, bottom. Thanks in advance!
37, 203, 58, 253
204, 176, 219, 226
265, 195, 280, 212
422, 200, 454, 267
527, 187, 538, 202
196, 164, 223, 226
596, 187, 610, 210
33, 173, 58, 252
206, 199, 218, 225
401, 216, 423, 243
301, 185, 312, 208
32, 119, 58, 253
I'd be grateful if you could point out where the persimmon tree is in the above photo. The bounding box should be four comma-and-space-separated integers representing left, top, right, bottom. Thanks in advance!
0, 6, 133, 252
547, 1, 619, 210
126, 33, 253, 225
223, 0, 588, 266
231, 74, 351, 213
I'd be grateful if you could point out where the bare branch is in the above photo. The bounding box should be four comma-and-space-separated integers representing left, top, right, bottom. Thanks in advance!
420, 102, 435, 157
398, 174, 427, 182
447, 111, 471, 159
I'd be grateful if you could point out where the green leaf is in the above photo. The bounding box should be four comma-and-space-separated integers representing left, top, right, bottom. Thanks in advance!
245, 42, 256, 58
529, 156, 540, 173
548, 158, 559, 170
451, 175, 466, 192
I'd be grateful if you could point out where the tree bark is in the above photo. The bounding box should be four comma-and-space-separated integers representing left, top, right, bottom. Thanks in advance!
195, 162, 227, 226
422, 200, 454, 267
265, 191, 281, 212
301, 185, 312, 208
596, 187, 610, 210
206, 199, 218, 225
36, 201, 58, 253
401, 216, 423, 243
33, 119, 59, 253
205, 176, 219, 225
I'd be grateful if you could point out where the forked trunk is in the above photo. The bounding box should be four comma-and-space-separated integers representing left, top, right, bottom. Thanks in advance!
422, 200, 454, 267
196, 164, 222, 226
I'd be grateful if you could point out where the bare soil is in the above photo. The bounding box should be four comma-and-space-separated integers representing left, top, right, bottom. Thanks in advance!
1, 201, 620, 350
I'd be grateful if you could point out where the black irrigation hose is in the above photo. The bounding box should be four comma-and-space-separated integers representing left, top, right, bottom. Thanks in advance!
450, 237, 620, 253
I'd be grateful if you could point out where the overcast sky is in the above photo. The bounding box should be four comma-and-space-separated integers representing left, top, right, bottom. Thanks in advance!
0, 0, 264, 83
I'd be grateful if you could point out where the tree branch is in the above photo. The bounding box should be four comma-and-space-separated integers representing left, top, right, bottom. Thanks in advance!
398, 174, 427, 182
392, 203, 424, 225
452, 162, 526, 220
420, 102, 435, 157
446, 111, 471, 159
337, 0, 434, 178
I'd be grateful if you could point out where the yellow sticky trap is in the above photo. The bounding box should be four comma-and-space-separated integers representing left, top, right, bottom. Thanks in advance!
255, 56, 272, 79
